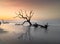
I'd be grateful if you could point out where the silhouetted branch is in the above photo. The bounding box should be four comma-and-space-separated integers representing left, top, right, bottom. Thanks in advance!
21, 21, 27, 25
13, 12, 22, 18
28, 10, 34, 20
14, 10, 34, 26
25, 10, 28, 17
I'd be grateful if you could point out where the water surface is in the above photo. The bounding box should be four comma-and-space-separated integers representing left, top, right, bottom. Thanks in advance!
0, 21, 60, 44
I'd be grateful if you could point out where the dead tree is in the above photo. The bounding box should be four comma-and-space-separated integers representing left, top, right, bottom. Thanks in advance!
14, 10, 34, 26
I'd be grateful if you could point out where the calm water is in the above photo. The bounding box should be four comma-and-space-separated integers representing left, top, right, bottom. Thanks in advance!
0, 21, 60, 44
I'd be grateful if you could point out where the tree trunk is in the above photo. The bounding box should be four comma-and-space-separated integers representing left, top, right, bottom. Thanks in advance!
21, 20, 32, 26
27, 20, 32, 26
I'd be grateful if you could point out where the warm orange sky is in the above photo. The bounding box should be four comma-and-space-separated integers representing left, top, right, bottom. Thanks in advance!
0, 0, 60, 20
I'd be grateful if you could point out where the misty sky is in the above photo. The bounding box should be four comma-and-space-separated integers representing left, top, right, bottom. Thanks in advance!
0, 0, 60, 20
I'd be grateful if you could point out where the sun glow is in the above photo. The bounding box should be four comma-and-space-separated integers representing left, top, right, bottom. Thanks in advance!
0, 0, 60, 20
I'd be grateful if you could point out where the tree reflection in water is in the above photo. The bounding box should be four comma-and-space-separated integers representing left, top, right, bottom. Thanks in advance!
18, 26, 32, 41
18, 26, 48, 41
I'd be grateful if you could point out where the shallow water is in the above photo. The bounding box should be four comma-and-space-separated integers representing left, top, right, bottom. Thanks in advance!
0, 22, 60, 44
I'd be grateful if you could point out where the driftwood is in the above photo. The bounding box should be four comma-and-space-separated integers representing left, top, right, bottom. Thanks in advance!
1, 20, 9, 24
32, 23, 48, 29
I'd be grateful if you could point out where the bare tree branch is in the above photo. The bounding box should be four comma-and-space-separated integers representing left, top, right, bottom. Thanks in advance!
21, 21, 27, 25
28, 10, 34, 20
14, 10, 34, 26
25, 10, 28, 17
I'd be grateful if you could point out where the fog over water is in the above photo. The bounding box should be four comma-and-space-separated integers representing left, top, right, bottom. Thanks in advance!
0, 20, 60, 44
